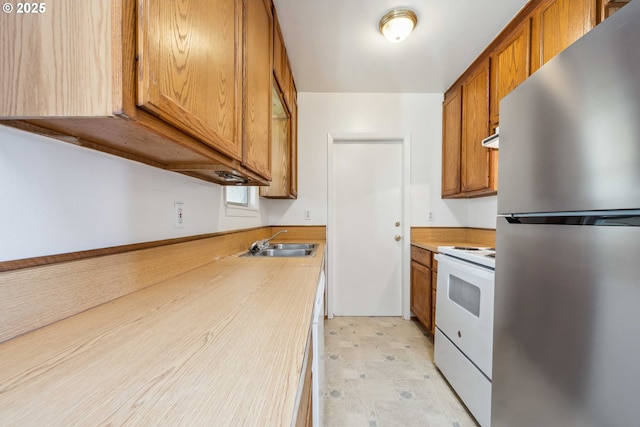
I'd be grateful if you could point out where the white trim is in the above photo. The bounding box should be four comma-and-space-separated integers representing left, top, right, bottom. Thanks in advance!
224, 187, 259, 218
327, 132, 412, 320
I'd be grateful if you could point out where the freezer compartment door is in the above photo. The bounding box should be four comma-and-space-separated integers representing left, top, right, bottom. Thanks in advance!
492, 217, 640, 427
497, 0, 640, 214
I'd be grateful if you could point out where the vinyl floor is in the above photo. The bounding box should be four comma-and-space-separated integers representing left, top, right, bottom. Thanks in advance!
323, 317, 479, 427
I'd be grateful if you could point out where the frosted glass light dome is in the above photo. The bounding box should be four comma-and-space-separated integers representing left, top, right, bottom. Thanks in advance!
379, 9, 418, 43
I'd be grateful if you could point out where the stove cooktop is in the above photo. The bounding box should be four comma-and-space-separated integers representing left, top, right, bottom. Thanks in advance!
438, 246, 496, 269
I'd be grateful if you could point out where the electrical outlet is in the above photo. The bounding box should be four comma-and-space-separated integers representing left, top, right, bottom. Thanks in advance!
304, 208, 311, 220
428, 211, 434, 221
174, 202, 185, 228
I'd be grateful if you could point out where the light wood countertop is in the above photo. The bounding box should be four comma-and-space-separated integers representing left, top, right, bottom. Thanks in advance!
411, 241, 494, 253
0, 243, 325, 426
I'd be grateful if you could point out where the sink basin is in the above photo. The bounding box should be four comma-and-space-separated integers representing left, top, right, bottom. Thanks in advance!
268, 243, 316, 250
241, 243, 318, 257
252, 248, 313, 257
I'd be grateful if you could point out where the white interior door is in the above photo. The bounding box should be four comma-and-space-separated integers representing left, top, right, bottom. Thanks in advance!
330, 138, 404, 316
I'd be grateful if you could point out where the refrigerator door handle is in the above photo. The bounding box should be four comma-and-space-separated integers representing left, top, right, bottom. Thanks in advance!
504, 213, 640, 227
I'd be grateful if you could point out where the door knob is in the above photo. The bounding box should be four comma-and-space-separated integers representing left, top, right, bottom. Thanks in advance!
395, 235, 402, 241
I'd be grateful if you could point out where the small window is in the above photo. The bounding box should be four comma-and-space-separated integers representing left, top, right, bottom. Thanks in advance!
225, 186, 249, 207
225, 186, 259, 217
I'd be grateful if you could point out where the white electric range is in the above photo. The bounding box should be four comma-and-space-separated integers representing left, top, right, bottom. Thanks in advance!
434, 246, 496, 427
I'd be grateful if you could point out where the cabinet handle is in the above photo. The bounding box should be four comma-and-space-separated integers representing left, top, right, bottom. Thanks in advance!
395, 221, 400, 227
395, 235, 402, 241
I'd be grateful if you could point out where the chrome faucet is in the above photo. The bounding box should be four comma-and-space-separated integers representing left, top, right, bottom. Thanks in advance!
249, 229, 288, 253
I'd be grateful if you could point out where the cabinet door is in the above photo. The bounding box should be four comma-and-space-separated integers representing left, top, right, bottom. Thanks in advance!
290, 95, 299, 197
531, 0, 597, 72
260, 84, 290, 198
600, 0, 631, 22
410, 261, 432, 331
1, 0, 117, 118
441, 86, 462, 197
490, 20, 531, 125
273, 12, 286, 91
137, 0, 243, 161
461, 59, 491, 194
242, 0, 273, 180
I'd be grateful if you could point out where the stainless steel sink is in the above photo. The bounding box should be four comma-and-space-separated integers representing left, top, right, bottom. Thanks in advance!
242, 243, 318, 257
268, 243, 316, 250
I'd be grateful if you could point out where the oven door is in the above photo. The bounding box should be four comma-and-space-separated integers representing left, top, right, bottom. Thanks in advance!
435, 254, 495, 378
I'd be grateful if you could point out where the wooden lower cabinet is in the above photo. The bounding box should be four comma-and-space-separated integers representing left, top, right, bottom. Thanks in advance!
411, 261, 431, 331
295, 337, 313, 427
410, 245, 434, 333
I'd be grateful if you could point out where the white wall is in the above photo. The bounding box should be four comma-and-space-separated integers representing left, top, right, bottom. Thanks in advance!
1, 93, 498, 261
267, 92, 496, 228
0, 125, 269, 262
467, 196, 498, 228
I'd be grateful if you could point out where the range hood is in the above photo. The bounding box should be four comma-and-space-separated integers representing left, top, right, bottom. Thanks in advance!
481, 127, 499, 149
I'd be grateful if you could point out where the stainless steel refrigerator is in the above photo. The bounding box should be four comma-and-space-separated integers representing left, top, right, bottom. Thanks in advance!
493, 1, 640, 426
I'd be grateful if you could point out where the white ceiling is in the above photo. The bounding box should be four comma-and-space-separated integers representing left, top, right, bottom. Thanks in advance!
272, 0, 529, 93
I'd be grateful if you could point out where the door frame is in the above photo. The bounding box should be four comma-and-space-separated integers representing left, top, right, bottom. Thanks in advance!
327, 132, 411, 319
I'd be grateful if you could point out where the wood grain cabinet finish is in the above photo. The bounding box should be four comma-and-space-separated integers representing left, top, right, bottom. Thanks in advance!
490, 20, 531, 126
411, 245, 437, 333
530, 0, 597, 73
261, 84, 291, 198
439, 0, 626, 199
411, 261, 432, 332
0, 0, 287, 186
600, 0, 631, 21
442, 59, 495, 199
242, 0, 273, 181
441, 86, 462, 197
461, 59, 494, 195
261, 10, 298, 199
295, 335, 313, 427
290, 95, 299, 198
137, 0, 243, 162
0, 0, 116, 118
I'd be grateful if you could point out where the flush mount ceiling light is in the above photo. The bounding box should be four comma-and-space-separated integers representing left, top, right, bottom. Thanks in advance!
379, 9, 418, 43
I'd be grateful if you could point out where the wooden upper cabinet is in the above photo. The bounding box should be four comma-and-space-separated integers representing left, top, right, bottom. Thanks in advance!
439, 0, 611, 199
260, 85, 290, 198
262, 5, 298, 199
137, 0, 243, 161
0, 0, 282, 186
289, 95, 299, 198
531, 0, 597, 73
461, 59, 492, 194
242, 0, 273, 181
0, 0, 117, 118
600, 0, 631, 21
490, 20, 531, 126
273, 13, 286, 92
441, 86, 462, 197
